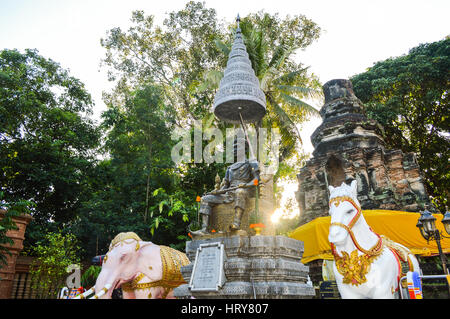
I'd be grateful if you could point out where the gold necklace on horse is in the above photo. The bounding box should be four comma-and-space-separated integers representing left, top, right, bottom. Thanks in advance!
329, 196, 384, 286
331, 242, 384, 286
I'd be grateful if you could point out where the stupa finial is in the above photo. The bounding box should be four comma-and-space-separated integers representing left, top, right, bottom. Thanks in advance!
212, 12, 266, 124
236, 13, 241, 32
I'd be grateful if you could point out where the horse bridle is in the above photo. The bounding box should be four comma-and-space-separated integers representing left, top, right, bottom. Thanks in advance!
329, 196, 383, 257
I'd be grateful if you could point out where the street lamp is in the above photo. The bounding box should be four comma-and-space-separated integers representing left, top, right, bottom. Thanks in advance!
442, 210, 450, 235
417, 210, 437, 240
416, 209, 450, 296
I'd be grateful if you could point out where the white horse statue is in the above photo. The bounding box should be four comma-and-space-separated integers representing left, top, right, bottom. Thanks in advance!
328, 180, 421, 298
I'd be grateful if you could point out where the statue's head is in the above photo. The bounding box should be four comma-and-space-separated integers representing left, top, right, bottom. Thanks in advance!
233, 135, 249, 162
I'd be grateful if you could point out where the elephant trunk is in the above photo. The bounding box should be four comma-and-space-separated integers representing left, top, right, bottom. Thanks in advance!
91, 283, 112, 299
94, 269, 116, 299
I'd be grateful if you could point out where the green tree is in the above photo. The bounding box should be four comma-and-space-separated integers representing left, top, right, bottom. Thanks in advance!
70, 85, 196, 258
101, 85, 176, 223
29, 231, 81, 299
81, 265, 101, 288
100, 2, 323, 184
101, 1, 226, 124
0, 49, 101, 246
351, 38, 450, 211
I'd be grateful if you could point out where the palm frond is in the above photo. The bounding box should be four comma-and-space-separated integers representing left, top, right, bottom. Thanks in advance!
273, 68, 309, 85
279, 92, 320, 117
265, 106, 301, 162
260, 43, 293, 91
268, 43, 287, 68
197, 69, 223, 92
239, 19, 267, 78
214, 39, 230, 56
277, 85, 323, 100
268, 95, 303, 145
260, 66, 279, 91
268, 43, 296, 71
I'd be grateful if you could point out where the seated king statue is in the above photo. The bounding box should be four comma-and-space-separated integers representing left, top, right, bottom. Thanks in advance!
192, 136, 260, 236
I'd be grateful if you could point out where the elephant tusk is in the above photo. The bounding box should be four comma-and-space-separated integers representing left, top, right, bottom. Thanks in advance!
89, 283, 112, 299
73, 287, 95, 299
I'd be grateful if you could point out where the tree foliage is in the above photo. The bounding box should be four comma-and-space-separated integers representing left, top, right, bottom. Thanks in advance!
29, 231, 81, 298
0, 48, 101, 246
69, 85, 197, 257
351, 38, 450, 211
100, 2, 323, 169
1, 3, 326, 260
101, 1, 226, 124
81, 265, 101, 288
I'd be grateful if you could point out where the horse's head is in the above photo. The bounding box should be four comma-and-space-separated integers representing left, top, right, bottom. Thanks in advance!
328, 180, 361, 246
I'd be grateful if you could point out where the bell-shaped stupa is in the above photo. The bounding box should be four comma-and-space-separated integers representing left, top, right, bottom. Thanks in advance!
213, 15, 266, 124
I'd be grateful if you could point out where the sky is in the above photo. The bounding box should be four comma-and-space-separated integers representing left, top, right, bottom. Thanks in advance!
1, 0, 449, 221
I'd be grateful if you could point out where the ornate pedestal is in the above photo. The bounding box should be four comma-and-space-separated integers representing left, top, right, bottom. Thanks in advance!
207, 199, 254, 235
173, 235, 314, 299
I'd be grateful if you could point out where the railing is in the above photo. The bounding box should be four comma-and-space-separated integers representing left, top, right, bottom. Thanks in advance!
399, 274, 450, 299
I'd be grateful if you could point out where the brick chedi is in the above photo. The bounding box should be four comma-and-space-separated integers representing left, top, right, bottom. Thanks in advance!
296, 79, 432, 225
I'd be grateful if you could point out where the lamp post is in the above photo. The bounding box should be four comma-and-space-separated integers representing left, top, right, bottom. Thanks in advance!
416, 209, 450, 296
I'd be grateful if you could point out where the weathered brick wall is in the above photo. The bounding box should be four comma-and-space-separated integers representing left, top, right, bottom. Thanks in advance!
296, 79, 432, 225
0, 210, 32, 299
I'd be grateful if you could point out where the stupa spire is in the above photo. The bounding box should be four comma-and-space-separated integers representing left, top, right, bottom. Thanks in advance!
212, 13, 266, 124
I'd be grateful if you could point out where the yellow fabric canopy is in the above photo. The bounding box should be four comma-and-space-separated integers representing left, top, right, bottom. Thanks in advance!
289, 210, 450, 264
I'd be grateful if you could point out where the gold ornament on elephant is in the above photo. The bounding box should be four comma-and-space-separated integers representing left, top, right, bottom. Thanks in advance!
109, 232, 142, 252
122, 245, 190, 298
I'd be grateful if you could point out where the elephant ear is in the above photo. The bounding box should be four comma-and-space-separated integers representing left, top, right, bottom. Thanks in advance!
137, 243, 163, 281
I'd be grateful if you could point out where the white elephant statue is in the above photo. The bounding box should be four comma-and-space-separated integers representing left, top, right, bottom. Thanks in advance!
93, 232, 190, 299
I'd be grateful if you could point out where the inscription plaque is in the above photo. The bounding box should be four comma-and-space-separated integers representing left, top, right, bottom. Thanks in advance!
189, 242, 226, 292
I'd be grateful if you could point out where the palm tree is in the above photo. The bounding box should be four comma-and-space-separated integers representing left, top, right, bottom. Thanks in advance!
200, 12, 323, 164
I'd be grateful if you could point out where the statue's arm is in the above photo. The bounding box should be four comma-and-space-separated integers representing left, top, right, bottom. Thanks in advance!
250, 164, 261, 186
221, 169, 231, 189
242, 162, 261, 188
